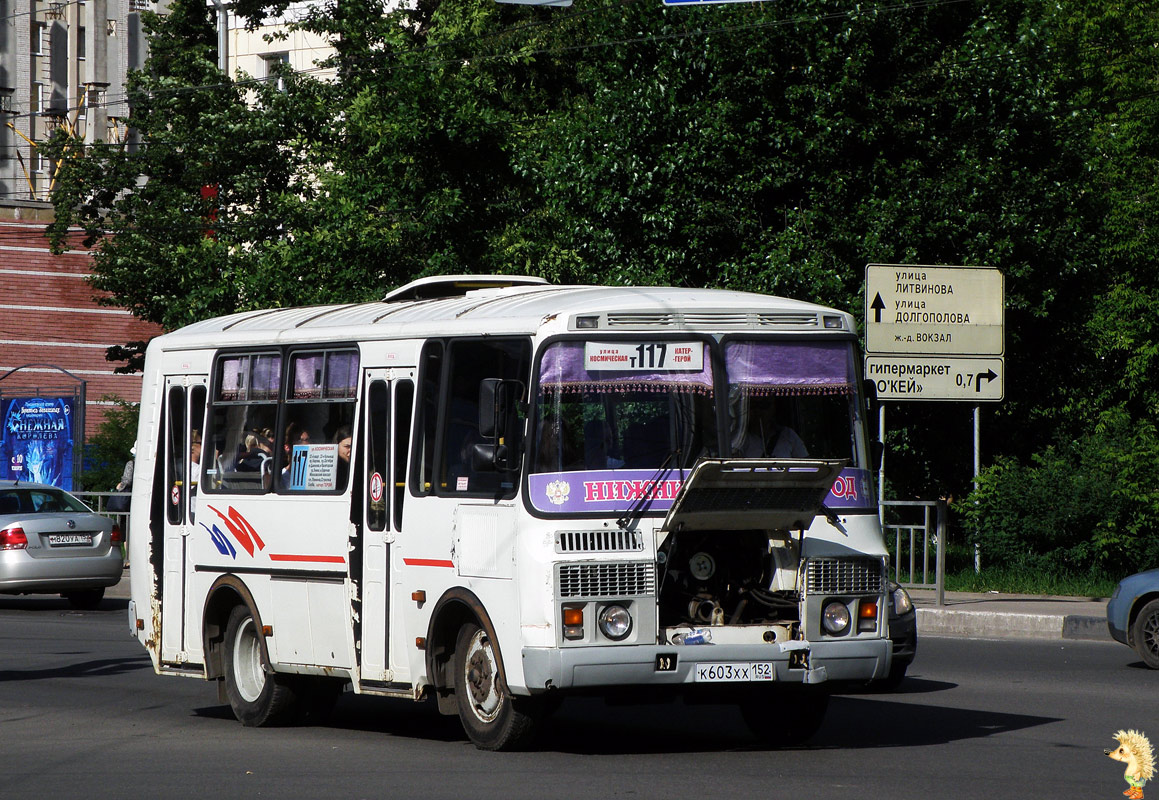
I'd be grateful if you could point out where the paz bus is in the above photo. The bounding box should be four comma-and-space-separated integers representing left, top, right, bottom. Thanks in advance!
126, 275, 894, 750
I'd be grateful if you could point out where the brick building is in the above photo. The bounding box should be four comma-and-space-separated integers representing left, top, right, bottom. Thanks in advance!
0, 200, 162, 445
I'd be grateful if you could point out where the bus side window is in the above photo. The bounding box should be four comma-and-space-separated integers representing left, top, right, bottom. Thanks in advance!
205, 352, 281, 495
439, 338, 530, 497
166, 386, 186, 524
412, 343, 443, 496
280, 349, 359, 493
393, 380, 413, 531
366, 381, 388, 532
189, 385, 206, 523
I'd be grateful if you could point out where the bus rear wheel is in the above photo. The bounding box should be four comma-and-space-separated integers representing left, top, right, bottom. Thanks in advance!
223, 605, 300, 726
453, 622, 539, 751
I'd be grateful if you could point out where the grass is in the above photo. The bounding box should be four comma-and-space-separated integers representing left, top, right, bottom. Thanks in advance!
941, 567, 1118, 599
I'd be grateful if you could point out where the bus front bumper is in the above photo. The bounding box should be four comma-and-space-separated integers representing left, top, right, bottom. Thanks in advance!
520, 638, 891, 692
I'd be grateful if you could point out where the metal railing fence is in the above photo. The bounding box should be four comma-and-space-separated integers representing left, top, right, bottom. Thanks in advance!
882, 498, 946, 605
76, 491, 131, 542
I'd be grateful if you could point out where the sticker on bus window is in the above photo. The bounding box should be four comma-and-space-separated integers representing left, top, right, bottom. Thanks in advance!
287, 443, 338, 491
583, 342, 703, 372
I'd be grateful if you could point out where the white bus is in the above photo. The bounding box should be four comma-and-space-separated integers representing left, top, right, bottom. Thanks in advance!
127, 276, 894, 750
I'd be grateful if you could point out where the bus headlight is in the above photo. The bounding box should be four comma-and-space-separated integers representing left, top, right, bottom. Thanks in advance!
597, 604, 632, 641
892, 584, 914, 616
821, 601, 851, 635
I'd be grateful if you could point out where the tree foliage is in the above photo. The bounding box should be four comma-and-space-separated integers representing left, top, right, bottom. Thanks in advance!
44, 0, 1159, 573
81, 396, 139, 492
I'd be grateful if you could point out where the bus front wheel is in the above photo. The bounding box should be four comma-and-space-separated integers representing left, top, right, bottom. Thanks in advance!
453, 622, 539, 751
223, 605, 300, 726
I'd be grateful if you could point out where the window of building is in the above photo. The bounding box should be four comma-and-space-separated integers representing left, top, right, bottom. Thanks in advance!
262, 52, 290, 92
32, 22, 47, 55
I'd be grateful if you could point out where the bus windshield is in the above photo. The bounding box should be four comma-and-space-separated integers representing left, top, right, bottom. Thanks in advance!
527, 337, 868, 516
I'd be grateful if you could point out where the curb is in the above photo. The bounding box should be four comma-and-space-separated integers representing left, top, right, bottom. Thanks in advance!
917, 608, 1111, 642
1062, 615, 1111, 642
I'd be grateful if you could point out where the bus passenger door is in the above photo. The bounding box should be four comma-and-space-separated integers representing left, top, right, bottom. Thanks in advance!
160, 376, 207, 666
359, 370, 413, 682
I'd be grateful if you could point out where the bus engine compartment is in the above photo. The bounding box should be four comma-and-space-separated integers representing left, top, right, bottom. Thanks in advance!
657, 528, 802, 638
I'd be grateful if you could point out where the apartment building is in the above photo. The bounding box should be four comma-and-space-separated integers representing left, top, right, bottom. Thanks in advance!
0, 0, 154, 202
1, 0, 333, 202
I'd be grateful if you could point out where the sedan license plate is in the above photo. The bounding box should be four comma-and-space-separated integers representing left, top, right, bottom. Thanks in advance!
47, 534, 92, 547
694, 662, 774, 683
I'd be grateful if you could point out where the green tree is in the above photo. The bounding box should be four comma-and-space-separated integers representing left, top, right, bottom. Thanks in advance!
44, 0, 1159, 566
43, 0, 323, 332
81, 397, 139, 492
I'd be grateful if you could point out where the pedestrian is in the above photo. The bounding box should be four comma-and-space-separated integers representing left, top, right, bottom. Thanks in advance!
110, 444, 135, 512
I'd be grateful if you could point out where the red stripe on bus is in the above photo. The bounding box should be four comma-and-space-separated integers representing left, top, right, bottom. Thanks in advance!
268, 554, 347, 564
403, 558, 455, 568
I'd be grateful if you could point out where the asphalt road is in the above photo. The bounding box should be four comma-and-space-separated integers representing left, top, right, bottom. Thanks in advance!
0, 595, 1154, 800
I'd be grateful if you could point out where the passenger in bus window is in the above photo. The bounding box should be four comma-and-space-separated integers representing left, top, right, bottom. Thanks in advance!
236, 431, 273, 471
334, 426, 352, 488
190, 430, 202, 494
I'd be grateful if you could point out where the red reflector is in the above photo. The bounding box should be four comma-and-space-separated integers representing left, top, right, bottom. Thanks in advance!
110, 524, 124, 545
0, 525, 28, 550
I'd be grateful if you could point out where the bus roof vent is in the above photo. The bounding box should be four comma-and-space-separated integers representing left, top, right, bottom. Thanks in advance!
605, 310, 822, 329
383, 274, 549, 303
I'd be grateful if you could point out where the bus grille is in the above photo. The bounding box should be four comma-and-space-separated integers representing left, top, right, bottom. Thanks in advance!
555, 530, 644, 554
805, 558, 884, 595
557, 562, 656, 599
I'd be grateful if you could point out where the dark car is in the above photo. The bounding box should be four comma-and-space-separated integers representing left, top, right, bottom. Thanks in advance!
883, 581, 917, 687
0, 481, 124, 609
1107, 569, 1159, 667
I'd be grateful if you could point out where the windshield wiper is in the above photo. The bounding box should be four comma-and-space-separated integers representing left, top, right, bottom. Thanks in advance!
616, 450, 677, 531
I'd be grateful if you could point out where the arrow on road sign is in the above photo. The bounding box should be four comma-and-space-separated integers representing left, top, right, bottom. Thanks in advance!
975, 369, 997, 392
870, 292, 885, 323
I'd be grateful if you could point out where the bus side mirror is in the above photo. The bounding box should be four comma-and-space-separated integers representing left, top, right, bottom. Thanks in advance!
476, 378, 524, 472
478, 378, 509, 439
472, 442, 510, 472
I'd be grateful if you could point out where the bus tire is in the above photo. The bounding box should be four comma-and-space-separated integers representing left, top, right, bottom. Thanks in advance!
739, 687, 829, 747
223, 604, 300, 727
453, 622, 539, 751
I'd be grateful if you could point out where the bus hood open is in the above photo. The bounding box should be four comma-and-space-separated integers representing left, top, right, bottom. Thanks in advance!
659, 459, 847, 533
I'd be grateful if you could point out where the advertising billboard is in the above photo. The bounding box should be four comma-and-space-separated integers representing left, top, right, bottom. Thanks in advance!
0, 396, 77, 490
